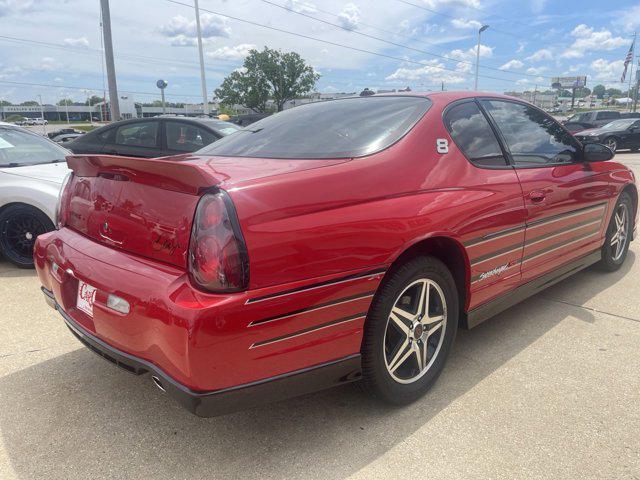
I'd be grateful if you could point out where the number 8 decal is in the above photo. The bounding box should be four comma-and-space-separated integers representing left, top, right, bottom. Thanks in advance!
436, 138, 449, 154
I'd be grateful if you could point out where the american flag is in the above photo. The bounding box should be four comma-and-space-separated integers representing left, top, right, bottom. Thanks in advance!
621, 39, 635, 83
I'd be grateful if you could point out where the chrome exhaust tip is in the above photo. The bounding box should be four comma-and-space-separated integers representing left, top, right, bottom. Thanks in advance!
151, 375, 166, 393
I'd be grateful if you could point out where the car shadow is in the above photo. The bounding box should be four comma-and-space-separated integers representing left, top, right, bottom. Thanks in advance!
0, 258, 38, 279
0, 255, 633, 480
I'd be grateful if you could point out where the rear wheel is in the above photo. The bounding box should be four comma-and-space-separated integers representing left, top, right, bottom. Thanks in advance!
0, 205, 54, 268
599, 192, 633, 271
361, 256, 458, 404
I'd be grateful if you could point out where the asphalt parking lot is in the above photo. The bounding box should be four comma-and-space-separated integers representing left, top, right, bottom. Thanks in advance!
1, 155, 640, 480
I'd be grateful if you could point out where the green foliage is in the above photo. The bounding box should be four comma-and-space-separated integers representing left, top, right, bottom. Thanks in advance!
57, 99, 74, 106
573, 87, 591, 97
85, 95, 104, 106
20, 100, 39, 106
592, 84, 606, 99
0, 100, 11, 107
4, 114, 24, 122
605, 88, 623, 98
215, 47, 320, 112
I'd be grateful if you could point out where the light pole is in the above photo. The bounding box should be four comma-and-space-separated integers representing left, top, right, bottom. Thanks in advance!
37, 94, 46, 135
474, 24, 489, 91
194, 0, 209, 115
157, 79, 168, 114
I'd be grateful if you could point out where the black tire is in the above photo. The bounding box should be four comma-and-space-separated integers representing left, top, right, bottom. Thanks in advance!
599, 192, 633, 272
603, 136, 618, 152
361, 256, 458, 405
0, 204, 54, 268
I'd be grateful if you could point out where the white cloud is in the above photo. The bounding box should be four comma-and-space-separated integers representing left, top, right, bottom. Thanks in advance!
62, 37, 90, 48
530, 0, 547, 13
207, 44, 256, 60
526, 66, 547, 75
500, 59, 524, 70
53, 77, 63, 83
160, 13, 230, 45
446, 44, 492, 74
614, 5, 640, 33
590, 58, 625, 81
0, 65, 22, 80
386, 59, 465, 84
560, 24, 628, 59
526, 48, 553, 62
40, 57, 56, 71
283, 0, 317, 13
0, 0, 33, 16
451, 18, 482, 30
337, 3, 360, 31
516, 42, 526, 53
423, 0, 481, 8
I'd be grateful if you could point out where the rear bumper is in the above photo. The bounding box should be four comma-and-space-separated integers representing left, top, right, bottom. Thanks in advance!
44, 287, 361, 417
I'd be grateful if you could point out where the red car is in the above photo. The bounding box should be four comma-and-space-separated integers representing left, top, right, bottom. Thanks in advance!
35, 92, 636, 416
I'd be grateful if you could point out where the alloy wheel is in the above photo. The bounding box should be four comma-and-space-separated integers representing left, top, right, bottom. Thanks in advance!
610, 203, 629, 262
383, 278, 447, 384
2, 213, 47, 263
605, 138, 618, 152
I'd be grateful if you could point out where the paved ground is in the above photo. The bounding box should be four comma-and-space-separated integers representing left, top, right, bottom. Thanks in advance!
1, 154, 640, 480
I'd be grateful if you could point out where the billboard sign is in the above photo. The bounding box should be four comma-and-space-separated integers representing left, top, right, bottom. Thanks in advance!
551, 76, 587, 89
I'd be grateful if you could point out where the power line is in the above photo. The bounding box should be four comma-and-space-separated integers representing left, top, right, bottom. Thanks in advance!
162, 0, 535, 85
258, 0, 551, 79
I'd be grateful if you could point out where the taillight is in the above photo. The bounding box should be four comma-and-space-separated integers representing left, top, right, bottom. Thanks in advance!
55, 172, 73, 229
188, 190, 249, 292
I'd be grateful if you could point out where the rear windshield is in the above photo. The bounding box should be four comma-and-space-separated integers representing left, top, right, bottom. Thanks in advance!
198, 96, 431, 159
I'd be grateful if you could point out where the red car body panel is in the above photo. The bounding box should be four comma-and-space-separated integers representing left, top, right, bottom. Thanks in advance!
34, 91, 637, 414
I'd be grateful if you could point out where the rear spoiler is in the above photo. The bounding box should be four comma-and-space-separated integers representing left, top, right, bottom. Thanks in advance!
66, 155, 220, 195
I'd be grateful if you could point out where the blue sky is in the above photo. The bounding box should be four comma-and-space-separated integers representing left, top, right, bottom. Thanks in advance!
0, 0, 639, 104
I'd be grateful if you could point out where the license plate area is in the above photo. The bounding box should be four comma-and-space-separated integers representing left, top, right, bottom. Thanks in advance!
77, 280, 97, 317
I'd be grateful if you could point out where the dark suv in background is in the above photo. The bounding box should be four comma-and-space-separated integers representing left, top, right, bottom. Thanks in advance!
66, 116, 240, 158
563, 110, 621, 133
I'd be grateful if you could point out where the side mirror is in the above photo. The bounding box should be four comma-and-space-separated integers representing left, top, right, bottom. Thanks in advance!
583, 143, 614, 162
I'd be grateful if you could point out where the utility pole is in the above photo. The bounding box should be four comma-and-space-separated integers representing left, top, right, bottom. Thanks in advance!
474, 24, 489, 91
194, 0, 209, 115
100, 0, 120, 121
634, 58, 640, 113
441, 81, 444, 91
37, 94, 46, 135
627, 32, 636, 113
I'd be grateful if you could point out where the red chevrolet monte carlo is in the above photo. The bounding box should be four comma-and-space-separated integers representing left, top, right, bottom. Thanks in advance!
35, 92, 636, 416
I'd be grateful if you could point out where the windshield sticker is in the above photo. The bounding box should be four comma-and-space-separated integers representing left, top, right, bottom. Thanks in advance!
0, 138, 15, 149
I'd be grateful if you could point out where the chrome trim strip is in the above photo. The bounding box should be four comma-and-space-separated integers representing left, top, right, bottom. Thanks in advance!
245, 269, 385, 305
522, 230, 600, 264
525, 219, 602, 249
470, 244, 523, 267
526, 203, 606, 230
249, 314, 366, 349
248, 292, 374, 327
464, 225, 526, 248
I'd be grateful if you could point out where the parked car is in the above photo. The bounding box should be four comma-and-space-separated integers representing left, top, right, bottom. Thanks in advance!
47, 128, 83, 139
0, 122, 70, 267
30, 118, 48, 125
574, 118, 640, 152
230, 113, 270, 127
52, 133, 83, 144
66, 116, 241, 158
620, 112, 640, 119
36, 93, 635, 416
562, 110, 621, 133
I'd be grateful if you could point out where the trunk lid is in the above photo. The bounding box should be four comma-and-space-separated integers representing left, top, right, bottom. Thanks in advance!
64, 154, 345, 267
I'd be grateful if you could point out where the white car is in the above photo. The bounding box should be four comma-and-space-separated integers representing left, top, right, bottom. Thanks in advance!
0, 122, 70, 267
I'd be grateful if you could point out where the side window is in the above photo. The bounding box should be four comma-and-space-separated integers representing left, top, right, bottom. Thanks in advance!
481, 100, 580, 167
98, 128, 115, 142
165, 122, 217, 152
443, 101, 507, 167
114, 122, 158, 148
596, 111, 618, 120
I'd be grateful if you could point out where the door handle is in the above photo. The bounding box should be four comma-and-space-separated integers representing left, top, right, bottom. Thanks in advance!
529, 190, 546, 203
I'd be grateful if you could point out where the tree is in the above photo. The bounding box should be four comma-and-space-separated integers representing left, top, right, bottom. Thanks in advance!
573, 87, 591, 97
20, 100, 39, 106
215, 47, 320, 112
605, 88, 622, 98
57, 99, 74, 106
85, 95, 104, 106
0, 100, 11, 106
592, 84, 606, 99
